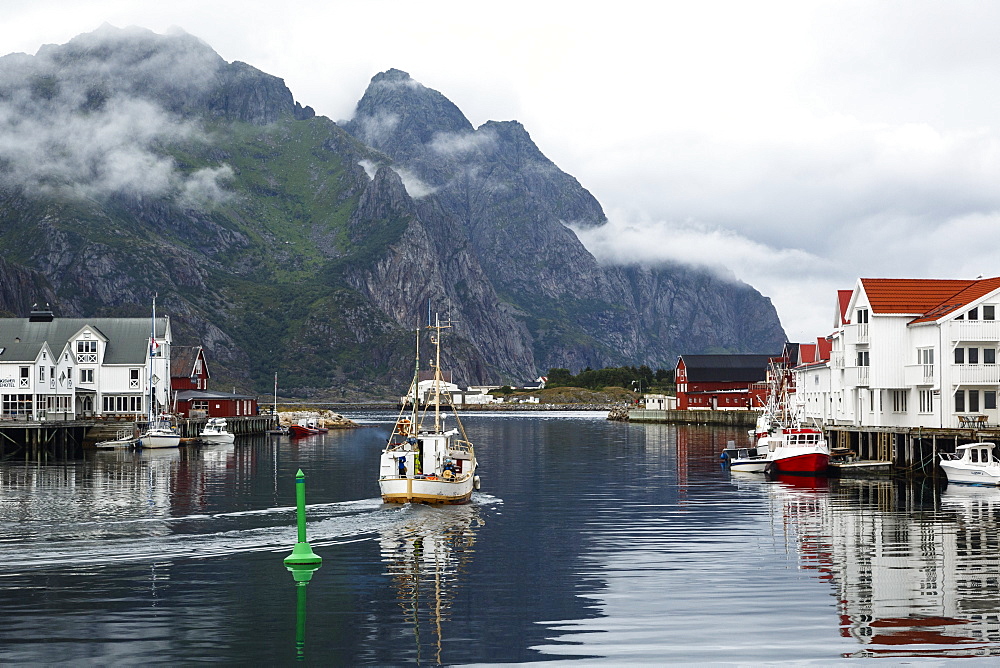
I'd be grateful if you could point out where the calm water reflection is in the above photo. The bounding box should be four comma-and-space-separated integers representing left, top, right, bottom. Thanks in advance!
2, 413, 1000, 663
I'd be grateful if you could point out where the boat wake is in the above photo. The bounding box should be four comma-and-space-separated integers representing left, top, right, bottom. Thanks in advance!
0, 495, 502, 572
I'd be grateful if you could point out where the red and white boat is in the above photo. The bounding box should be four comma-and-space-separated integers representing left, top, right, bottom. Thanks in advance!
288, 421, 320, 437
726, 356, 830, 475
756, 426, 830, 474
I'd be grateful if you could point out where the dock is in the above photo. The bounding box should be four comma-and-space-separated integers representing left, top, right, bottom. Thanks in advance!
623, 407, 998, 478
0, 414, 277, 462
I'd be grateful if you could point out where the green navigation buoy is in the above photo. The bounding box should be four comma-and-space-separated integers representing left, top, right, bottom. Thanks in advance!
284, 469, 322, 566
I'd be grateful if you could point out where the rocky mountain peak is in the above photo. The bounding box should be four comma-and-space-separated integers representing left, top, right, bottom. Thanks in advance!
343, 69, 473, 160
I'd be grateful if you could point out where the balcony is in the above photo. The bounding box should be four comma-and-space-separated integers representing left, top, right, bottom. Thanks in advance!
953, 320, 1000, 342
845, 366, 870, 387
845, 323, 869, 346
904, 364, 935, 386
953, 363, 1000, 385
830, 351, 845, 369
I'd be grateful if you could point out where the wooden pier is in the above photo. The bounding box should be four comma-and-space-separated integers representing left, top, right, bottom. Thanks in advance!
0, 414, 277, 462
624, 408, 996, 478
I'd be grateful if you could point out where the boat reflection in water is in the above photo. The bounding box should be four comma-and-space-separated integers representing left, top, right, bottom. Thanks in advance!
732, 474, 1000, 658
378, 503, 484, 665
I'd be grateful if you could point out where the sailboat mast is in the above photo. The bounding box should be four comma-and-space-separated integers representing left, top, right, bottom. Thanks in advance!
433, 315, 441, 432
149, 296, 156, 423
411, 325, 420, 426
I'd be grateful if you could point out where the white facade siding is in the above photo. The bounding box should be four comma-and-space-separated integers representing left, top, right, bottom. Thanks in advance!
794, 283, 1000, 430
0, 317, 171, 420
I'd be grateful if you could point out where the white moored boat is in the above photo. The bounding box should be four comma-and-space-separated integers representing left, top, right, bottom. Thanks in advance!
199, 417, 235, 445
940, 442, 1000, 485
378, 318, 480, 505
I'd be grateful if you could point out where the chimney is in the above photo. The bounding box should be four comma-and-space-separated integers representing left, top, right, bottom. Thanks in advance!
29, 303, 54, 322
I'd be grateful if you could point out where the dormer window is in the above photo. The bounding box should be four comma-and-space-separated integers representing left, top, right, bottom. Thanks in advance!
969, 307, 979, 321
856, 308, 869, 323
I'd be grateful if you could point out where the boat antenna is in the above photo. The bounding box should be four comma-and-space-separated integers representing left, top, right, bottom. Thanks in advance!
411, 322, 421, 427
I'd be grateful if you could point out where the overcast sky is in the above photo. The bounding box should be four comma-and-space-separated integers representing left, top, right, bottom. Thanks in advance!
5, 0, 1000, 343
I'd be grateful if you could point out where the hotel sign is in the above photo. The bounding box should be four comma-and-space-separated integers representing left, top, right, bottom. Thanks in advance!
0, 379, 16, 388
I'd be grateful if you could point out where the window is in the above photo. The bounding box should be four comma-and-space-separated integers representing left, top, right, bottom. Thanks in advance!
130, 368, 140, 389
969, 307, 979, 321
856, 308, 869, 323
970, 390, 980, 413
857, 351, 870, 366
80, 369, 94, 384
892, 390, 908, 412
918, 348, 935, 365
987, 349, 997, 365
38, 366, 45, 381
76, 340, 97, 363
919, 390, 933, 413
956, 390, 966, 413
985, 305, 996, 321
955, 348, 965, 364
970, 348, 980, 364
987, 391, 997, 411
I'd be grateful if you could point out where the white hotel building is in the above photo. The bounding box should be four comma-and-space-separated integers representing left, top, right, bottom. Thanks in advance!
0, 308, 171, 420
794, 277, 1000, 430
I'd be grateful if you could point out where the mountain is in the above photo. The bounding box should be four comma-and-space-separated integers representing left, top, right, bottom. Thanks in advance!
0, 26, 785, 398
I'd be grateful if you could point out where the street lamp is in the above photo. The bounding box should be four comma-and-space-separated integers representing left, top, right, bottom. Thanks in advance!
632, 379, 644, 405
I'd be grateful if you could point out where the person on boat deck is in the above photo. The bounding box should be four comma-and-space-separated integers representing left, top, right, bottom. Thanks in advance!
413, 451, 421, 475
443, 458, 455, 475
398, 455, 407, 477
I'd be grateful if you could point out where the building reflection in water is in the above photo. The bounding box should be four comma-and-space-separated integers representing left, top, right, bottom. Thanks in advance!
735, 473, 1000, 658
378, 504, 483, 665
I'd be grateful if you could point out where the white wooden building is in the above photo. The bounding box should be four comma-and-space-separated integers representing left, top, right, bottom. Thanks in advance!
0, 308, 171, 420
793, 277, 1000, 430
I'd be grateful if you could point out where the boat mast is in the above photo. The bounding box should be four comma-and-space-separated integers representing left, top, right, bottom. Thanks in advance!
411, 324, 420, 427
149, 296, 156, 425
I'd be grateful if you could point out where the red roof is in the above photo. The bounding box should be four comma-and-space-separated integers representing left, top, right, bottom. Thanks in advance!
859, 277, 1000, 324
799, 343, 817, 364
816, 336, 831, 361
837, 289, 853, 325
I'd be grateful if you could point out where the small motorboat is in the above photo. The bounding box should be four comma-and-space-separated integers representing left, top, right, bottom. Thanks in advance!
199, 417, 236, 445
288, 421, 320, 437
940, 442, 1000, 485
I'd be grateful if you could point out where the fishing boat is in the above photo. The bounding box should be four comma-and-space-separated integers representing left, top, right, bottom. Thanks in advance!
723, 357, 829, 475
199, 417, 235, 445
378, 318, 480, 504
939, 442, 1000, 485
138, 297, 180, 449
288, 420, 320, 437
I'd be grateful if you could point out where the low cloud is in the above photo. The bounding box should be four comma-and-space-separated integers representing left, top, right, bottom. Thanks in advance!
429, 129, 496, 157
358, 159, 379, 180
353, 109, 400, 148
390, 166, 436, 199
0, 25, 231, 207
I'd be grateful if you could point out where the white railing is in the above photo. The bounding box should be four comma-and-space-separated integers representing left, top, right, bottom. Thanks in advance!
954, 321, 1000, 342
845, 366, 870, 386
77, 353, 97, 363
830, 351, 844, 369
954, 363, 1000, 384
19, 377, 29, 388
845, 324, 869, 346
904, 364, 935, 386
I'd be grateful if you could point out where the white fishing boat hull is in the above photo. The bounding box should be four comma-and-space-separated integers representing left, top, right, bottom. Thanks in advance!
200, 432, 235, 445
379, 475, 476, 504
729, 457, 769, 473
139, 430, 181, 448
940, 460, 1000, 485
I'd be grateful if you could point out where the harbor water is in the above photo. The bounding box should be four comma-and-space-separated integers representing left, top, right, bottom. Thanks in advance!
2, 412, 1000, 664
